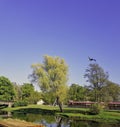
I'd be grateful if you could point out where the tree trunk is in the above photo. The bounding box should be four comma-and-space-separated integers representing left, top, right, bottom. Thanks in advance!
57, 117, 63, 127
53, 98, 57, 106
56, 96, 63, 112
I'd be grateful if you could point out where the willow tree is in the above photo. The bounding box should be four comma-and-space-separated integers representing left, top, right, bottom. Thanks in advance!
30, 55, 68, 112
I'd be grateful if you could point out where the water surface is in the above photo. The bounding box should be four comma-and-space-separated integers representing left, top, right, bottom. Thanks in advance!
11, 112, 120, 127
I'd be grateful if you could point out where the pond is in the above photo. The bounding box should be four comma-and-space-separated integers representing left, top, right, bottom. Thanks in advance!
0, 110, 120, 127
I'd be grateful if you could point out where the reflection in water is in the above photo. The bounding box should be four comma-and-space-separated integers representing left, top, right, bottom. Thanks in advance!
0, 110, 12, 118
55, 116, 70, 127
12, 113, 120, 127
69, 120, 120, 127
0, 110, 120, 127
55, 116, 63, 127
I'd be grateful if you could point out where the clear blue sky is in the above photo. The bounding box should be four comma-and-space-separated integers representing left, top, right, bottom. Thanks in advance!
0, 0, 120, 86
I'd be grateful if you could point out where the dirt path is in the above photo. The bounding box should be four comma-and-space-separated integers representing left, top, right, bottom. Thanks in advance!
0, 118, 44, 127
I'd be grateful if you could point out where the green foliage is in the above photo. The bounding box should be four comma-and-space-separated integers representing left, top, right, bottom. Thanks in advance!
0, 76, 15, 101
13, 83, 41, 104
42, 92, 55, 105
13, 100, 28, 107
21, 83, 34, 100
84, 63, 108, 102
27, 91, 42, 104
102, 80, 120, 102
89, 103, 101, 115
30, 55, 68, 104
13, 83, 22, 101
68, 84, 86, 101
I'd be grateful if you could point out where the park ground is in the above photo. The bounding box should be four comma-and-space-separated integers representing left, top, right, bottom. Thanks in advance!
0, 105, 120, 126
0, 118, 44, 127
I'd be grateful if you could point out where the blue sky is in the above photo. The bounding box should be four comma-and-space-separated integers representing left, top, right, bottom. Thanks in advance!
0, 0, 120, 86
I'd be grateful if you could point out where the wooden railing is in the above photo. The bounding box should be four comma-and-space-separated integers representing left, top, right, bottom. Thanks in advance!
0, 101, 14, 107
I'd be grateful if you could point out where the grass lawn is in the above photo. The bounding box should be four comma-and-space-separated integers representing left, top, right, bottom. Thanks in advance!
2, 105, 120, 123
2, 105, 58, 111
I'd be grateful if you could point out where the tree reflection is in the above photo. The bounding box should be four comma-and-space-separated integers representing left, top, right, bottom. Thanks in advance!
55, 116, 63, 127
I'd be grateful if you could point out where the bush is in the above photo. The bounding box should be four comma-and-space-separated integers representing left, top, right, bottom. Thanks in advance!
89, 103, 101, 115
13, 100, 28, 107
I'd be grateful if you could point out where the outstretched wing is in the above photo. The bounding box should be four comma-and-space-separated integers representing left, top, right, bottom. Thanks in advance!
88, 57, 96, 61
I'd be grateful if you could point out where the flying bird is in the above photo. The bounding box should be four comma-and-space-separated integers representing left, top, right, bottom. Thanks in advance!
88, 57, 96, 62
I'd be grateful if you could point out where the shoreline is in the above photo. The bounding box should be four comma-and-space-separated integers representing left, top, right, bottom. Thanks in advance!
0, 118, 44, 127
2, 105, 120, 124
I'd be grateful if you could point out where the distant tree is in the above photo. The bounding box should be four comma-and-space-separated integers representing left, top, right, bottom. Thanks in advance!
13, 83, 22, 101
68, 84, 86, 101
102, 80, 120, 102
30, 55, 68, 112
83, 85, 94, 101
14, 83, 41, 105
28, 91, 42, 104
21, 83, 34, 101
0, 76, 15, 101
84, 63, 108, 102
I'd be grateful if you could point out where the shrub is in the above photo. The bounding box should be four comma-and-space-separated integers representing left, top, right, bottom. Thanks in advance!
13, 100, 28, 107
89, 103, 101, 115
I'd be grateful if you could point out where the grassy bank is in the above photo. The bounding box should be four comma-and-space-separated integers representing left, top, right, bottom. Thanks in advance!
2, 105, 120, 123
58, 111, 120, 123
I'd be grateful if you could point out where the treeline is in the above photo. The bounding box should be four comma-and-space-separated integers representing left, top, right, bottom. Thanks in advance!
68, 81, 120, 102
0, 55, 120, 106
0, 76, 41, 106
